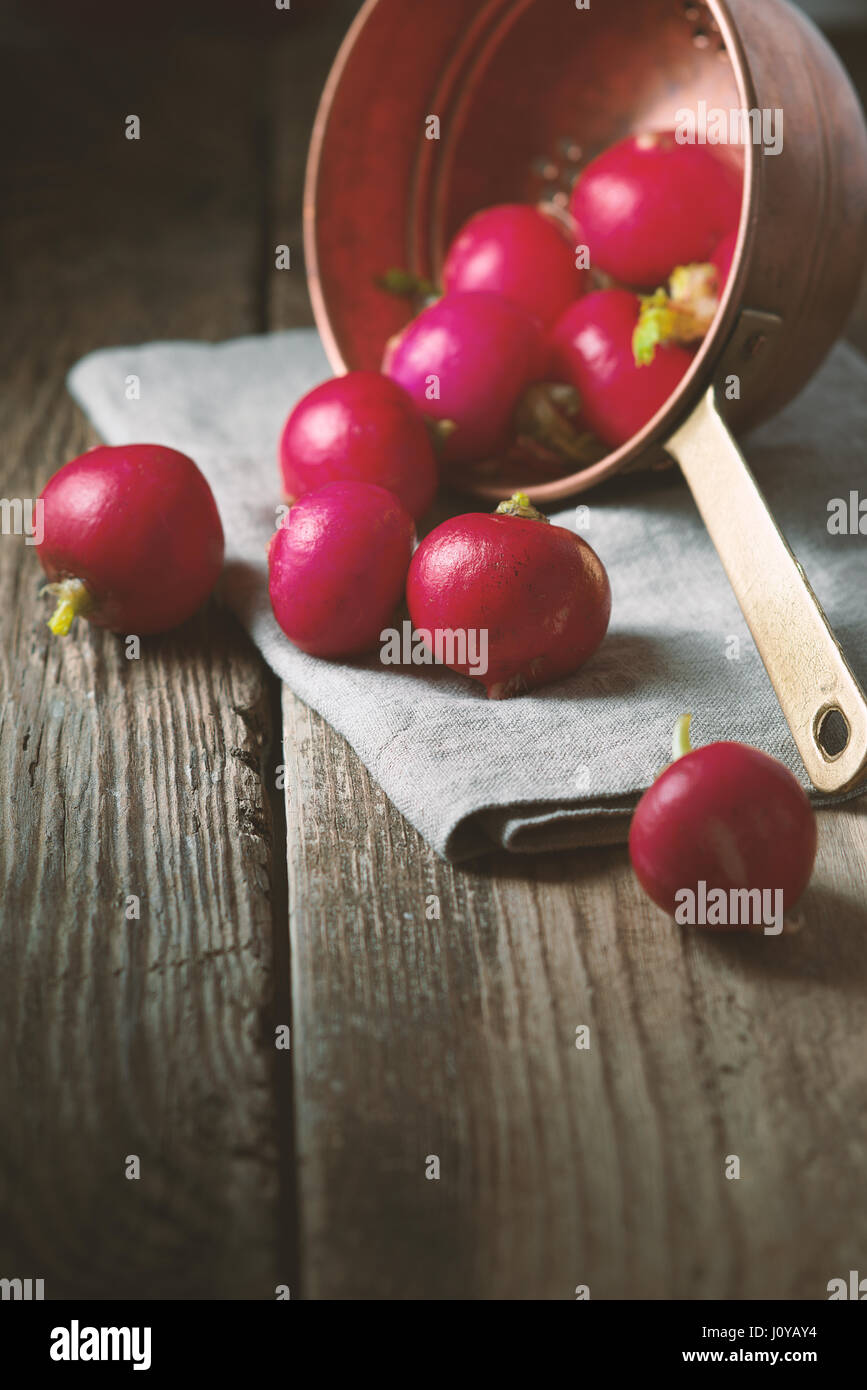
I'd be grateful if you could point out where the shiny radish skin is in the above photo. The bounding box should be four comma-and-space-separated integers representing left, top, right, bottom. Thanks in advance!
36, 444, 225, 635
629, 740, 818, 927
443, 203, 586, 326
406, 501, 611, 698
548, 289, 693, 448
382, 291, 546, 468
268, 480, 415, 659
279, 372, 438, 521
570, 131, 743, 288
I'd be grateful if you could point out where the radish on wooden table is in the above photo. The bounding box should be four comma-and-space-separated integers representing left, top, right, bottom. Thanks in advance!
406, 492, 611, 699
36, 444, 224, 636
268, 480, 415, 659
629, 716, 818, 930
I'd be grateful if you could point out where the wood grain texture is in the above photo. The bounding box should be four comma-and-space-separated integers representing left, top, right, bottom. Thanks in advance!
284, 692, 867, 1300
0, 27, 289, 1299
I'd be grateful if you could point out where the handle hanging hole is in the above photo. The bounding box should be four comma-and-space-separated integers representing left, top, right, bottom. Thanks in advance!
816, 707, 850, 759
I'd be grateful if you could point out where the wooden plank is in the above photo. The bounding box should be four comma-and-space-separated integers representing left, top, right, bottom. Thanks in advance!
0, 29, 287, 1298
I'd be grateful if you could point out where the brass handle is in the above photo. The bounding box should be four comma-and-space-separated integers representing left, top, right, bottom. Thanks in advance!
665, 387, 867, 794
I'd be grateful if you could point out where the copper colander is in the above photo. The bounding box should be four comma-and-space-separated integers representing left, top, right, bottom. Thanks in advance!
305, 0, 867, 794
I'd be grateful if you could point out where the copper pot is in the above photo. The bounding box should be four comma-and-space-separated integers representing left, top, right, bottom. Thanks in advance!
305, 0, 867, 795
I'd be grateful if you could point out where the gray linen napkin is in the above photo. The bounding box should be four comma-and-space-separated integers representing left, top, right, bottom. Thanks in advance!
67, 330, 867, 860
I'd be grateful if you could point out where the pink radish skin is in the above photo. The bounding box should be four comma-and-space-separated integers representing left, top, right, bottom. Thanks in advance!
279, 372, 438, 521
712, 229, 738, 291
629, 727, 817, 928
443, 203, 586, 326
268, 481, 415, 659
382, 291, 546, 468
36, 444, 224, 636
548, 289, 693, 448
406, 496, 611, 698
570, 131, 743, 288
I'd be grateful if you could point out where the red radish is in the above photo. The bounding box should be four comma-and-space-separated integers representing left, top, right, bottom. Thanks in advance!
629, 715, 817, 930
548, 289, 693, 448
570, 131, 742, 287
712, 229, 738, 290
406, 492, 611, 699
631, 226, 739, 366
442, 203, 586, 326
268, 480, 414, 658
278, 372, 438, 521
633, 263, 719, 366
36, 444, 224, 636
382, 291, 546, 468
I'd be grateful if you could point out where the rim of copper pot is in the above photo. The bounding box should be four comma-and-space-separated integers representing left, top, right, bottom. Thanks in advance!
304, 0, 760, 503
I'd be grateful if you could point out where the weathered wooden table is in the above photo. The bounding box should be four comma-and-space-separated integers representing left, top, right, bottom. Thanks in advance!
2, 3, 865, 1300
